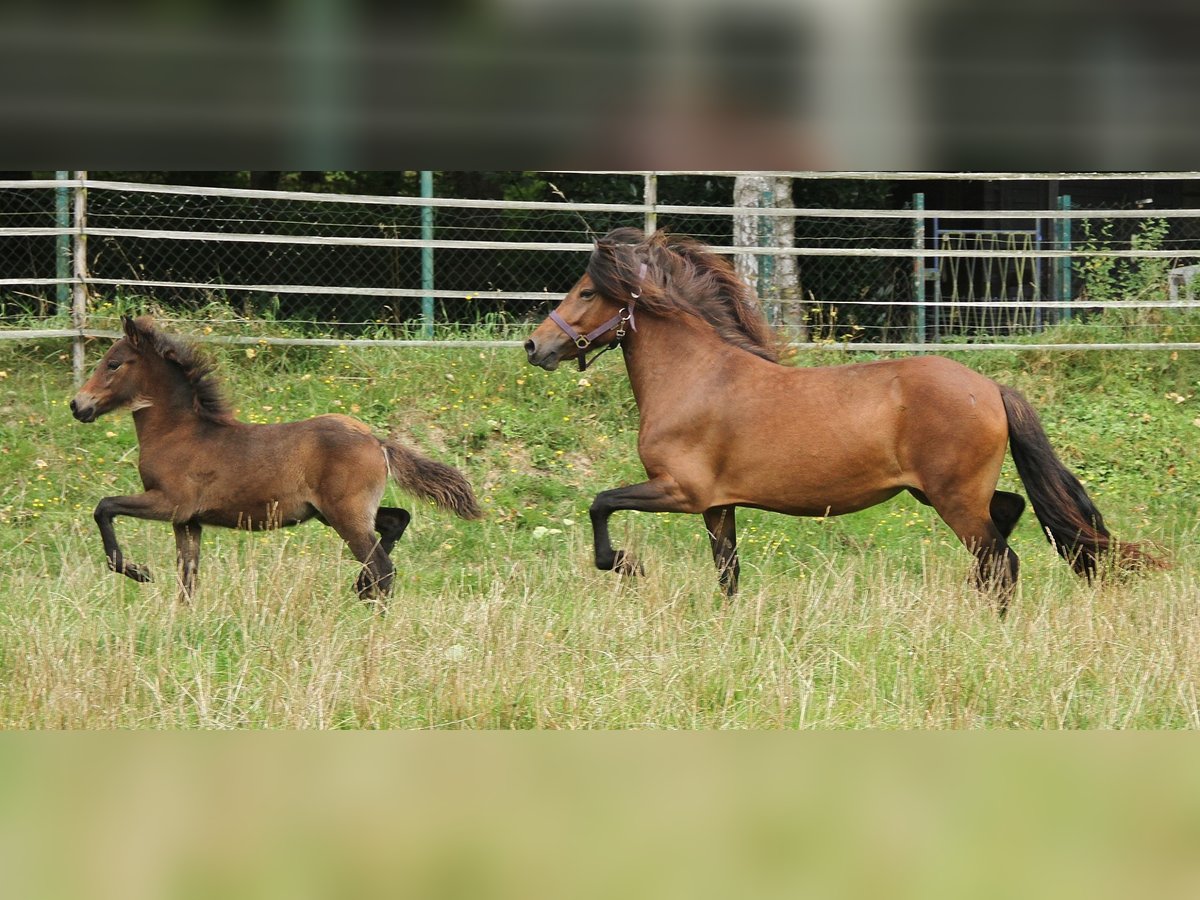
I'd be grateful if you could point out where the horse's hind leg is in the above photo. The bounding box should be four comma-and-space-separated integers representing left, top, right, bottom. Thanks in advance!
930, 499, 1020, 617
173, 520, 202, 602
702, 505, 739, 598
989, 490, 1025, 540
373, 506, 411, 557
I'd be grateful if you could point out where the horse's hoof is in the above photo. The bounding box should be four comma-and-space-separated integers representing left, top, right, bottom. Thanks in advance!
613, 550, 644, 577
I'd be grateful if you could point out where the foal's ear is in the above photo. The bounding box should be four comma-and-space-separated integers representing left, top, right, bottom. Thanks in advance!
122, 314, 156, 348
121, 315, 141, 347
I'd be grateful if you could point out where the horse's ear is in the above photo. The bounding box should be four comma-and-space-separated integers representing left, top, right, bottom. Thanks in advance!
122, 315, 141, 346
122, 315, 157, 350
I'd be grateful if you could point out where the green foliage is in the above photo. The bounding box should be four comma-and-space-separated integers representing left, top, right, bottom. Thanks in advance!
1075, 216, 1173, 304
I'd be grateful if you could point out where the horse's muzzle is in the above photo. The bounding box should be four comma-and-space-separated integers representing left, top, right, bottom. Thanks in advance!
524, 337, 562, 372
69, 397, 97, 422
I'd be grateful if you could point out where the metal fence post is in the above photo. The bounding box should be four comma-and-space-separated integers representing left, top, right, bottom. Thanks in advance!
1058, 194, 1072, 323
55, 171, 71, 314
71, 171, 88, 386
644, 173, 657, 235
912, 192, 925, 345
420, 171, 434, 338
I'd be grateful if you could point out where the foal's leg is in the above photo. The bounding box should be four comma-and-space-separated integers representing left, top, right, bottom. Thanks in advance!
173, 521, 202, 602
327, 517, 395, 601
589, 476, 692, 577
702, 505, 740, 598
373, 506, 411, 557
93, 491, 178, 583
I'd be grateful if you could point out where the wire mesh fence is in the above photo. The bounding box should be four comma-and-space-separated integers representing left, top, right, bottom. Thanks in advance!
3, 172, 1200, 355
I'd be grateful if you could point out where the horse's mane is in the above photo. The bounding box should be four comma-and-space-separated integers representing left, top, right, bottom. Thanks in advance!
127, 317, 233, 423
587, 227, 781, 363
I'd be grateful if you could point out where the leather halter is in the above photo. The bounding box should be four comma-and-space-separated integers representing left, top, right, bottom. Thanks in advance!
549, 263, 647, 371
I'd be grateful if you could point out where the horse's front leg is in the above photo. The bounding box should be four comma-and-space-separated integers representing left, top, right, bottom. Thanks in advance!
589, 476, 692, 577
702, 505, 739, 598
173, 521, 202, 602
93, 491, 177, 583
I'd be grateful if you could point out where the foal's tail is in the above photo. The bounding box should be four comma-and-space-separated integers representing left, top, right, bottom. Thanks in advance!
1000, 386, 1161, 578
382, 441, 483, 520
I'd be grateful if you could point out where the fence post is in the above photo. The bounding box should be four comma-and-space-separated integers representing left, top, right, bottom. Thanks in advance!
1058, 194, 1072, 323
420, 171, 434, 338
912, 192, 925, 345
55, 171, 71, 314
71, 171, 88, 386
643, 173, 657, 235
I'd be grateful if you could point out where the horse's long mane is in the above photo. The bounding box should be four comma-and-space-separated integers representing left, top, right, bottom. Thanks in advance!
587, 227, 781, 363
129, 317, 233, 423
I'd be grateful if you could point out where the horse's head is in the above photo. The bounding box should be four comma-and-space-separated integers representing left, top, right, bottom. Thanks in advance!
70, 316, 158, 422
527, 231, 650, 372
525, 272, 632, 371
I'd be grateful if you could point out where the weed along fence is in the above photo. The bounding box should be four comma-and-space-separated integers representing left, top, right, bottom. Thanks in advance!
3, 171, 1200, 382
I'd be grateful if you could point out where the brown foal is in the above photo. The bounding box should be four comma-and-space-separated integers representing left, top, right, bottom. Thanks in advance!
72, 315, 481, 604
525, 228, 1160, 615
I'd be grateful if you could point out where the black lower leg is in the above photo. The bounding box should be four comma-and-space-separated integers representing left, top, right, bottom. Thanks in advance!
989, 491, 1026, 540
974, 542, 1019, 618
374, 506, 411, 556
703, 505, 739, 597
589, 478, 689, 576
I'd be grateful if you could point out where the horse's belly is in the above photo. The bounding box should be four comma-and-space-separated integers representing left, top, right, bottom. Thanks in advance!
715, 441, 907, 515
197, 499, 315, 530
760, 487, 906, 518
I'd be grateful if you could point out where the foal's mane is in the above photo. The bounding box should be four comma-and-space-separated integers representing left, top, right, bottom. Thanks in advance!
587, 227, 781, 363
126, 317, 233, 423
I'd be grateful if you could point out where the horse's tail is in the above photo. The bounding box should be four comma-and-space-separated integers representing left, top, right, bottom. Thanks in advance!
382, 440, 483, 520
1000, 386, 1161, 577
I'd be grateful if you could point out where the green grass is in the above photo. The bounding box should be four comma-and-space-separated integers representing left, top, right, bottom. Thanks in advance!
3, 313, 1200, 728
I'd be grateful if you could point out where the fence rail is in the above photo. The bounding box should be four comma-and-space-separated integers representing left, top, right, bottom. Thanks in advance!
4, 171, 1200, 383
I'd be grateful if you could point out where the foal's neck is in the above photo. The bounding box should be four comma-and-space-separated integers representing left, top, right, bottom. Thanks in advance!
129, 363, 217, 442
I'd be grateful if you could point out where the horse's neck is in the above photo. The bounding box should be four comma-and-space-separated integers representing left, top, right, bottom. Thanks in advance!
129, 375, 208, 443
622, 313, 733, 411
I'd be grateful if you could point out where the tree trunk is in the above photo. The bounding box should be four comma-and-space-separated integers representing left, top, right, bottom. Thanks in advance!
733, 174, 772, 308
733, 175, 802, 340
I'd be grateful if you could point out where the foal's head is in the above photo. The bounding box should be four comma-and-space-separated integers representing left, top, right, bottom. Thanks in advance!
71, 315, 229, 423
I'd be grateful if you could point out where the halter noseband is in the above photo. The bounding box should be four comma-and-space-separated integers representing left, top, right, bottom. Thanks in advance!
549, 263, 647, 371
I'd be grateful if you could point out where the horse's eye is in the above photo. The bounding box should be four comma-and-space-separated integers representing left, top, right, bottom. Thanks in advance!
580, 289, 595, 301
107, 360, 121, 371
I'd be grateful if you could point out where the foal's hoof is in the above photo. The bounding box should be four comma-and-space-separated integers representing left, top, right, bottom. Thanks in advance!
612, 550, 644, 577
115, 561, 153, 583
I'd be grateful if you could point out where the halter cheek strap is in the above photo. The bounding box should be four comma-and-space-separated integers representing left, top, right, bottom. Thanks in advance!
550, 263, 646, 371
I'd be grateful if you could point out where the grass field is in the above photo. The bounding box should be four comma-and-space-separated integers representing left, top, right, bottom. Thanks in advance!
3, 312, 1200, 728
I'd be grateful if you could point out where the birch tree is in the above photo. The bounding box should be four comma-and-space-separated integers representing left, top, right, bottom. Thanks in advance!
733, 175, 803, 340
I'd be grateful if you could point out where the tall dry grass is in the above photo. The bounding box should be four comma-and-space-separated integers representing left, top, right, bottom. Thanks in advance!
3, 513, 1198, 729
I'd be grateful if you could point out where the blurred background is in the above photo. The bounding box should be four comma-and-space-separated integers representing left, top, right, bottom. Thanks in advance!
1, 0, 1198, 169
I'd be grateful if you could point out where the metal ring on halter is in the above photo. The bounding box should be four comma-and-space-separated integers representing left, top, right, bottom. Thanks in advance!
574, 335, 590, 349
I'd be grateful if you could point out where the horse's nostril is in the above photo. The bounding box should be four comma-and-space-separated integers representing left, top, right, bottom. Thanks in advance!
523, 339, 536, 355
69, 399, 77, 412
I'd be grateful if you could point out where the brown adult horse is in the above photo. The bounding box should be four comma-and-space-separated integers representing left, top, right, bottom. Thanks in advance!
525, 227, 1159, 615
71, 315, 481, 603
